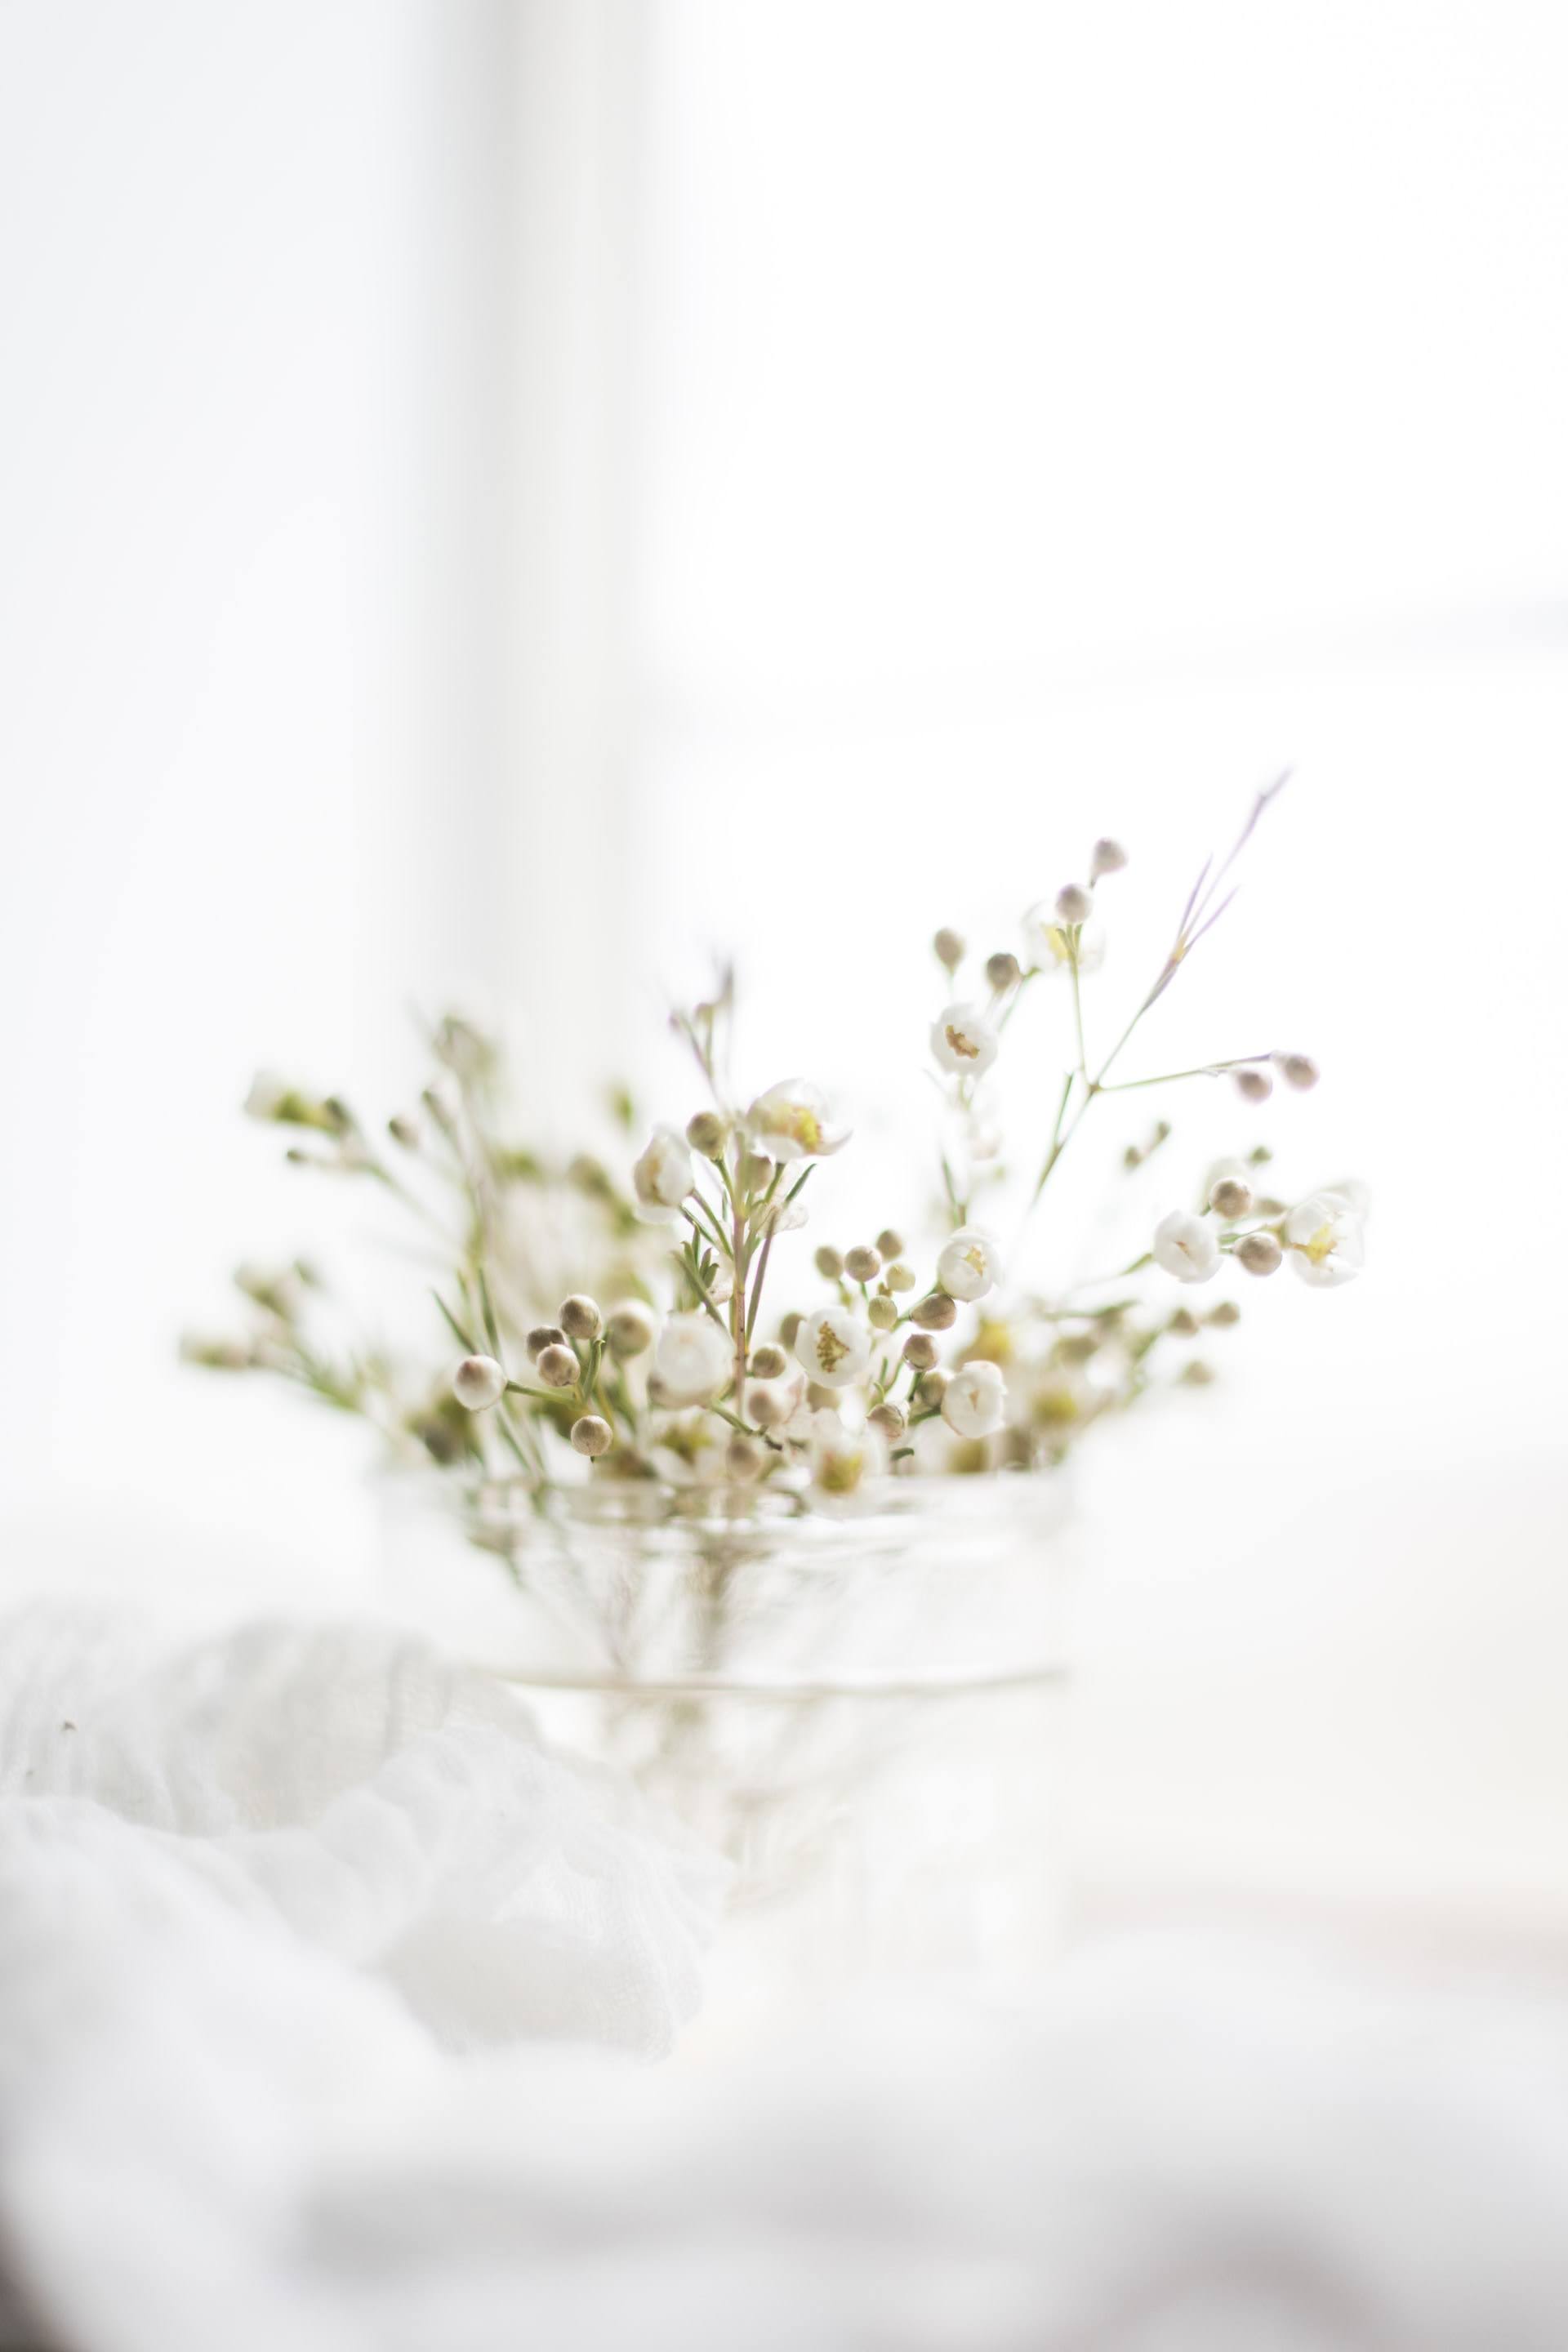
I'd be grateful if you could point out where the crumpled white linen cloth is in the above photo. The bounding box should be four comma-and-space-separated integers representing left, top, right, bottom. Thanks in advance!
4, 1601, 1568, 2352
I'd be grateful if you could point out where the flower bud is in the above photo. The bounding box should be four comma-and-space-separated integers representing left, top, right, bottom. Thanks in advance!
779, 1311, 804, 1348
749, 1342, 788, 1380
1054, 883, 1094, 926
1275, 1051, 1320, 1091
605, 1302, 656, 1359
737, 1152, 776, 1192
387, 1113, 421, 1149
1236, 1231, 1284, 1276
985, 951, 1021, 991
746, 1382, 789, 1428
724, 1432, 765, 1481
570, 1414, 612, 1457
1168, 1307, 1200, 1337
1209, 1176, 1252, 1220
915, 1368, 950, 1406
867, 1293, 898, 1331
875, 1228, 905, 1261
1207, 1299, 1241, 1327
1179, 1360, 1217, 1387
559, 1294, 602, 1342
1090, 838, 1128, 879
902, 1332, 938, 1371
911, 1291, 958, 1331
883, 1260, 916, 1294
535, 1343, 580, 1389
527, 1324, 566, 1361
867, 1401, 907, 1441
1234, 1066, 1273, 1103
844, 1245, 882, 1283
452, 1354, 506, 1411
933, 927, 965, 973
685, 1108, 730, 1159
814, 1245, 844, 1280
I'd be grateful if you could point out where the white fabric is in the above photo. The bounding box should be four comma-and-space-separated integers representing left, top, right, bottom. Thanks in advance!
3, 1604, 1568, 2351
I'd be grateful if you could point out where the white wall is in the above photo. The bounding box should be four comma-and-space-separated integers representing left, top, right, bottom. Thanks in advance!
0, 0, 1564, 1912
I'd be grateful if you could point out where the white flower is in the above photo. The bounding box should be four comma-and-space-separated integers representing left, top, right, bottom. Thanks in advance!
746, 1078, 850, 1161
1022, 906, 1106, 976
653, 1312, 733, 1403
632, 1126, 694, 1221
452, 1353, 506, 1410
1284, 1191, 1366, 1288
1153, 1209, 1221, 1284
942, 1361, 1007, 1439
936, 1225, 1002, 1303
794, 1304, 871, 1389
808, 1408, 885, 1496
930, 1003, 999, 1079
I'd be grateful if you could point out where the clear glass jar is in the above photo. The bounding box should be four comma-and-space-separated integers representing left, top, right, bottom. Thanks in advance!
383, 1474, 1077, 2034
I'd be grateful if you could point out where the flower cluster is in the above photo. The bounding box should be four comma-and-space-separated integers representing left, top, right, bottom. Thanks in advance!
186, 785, 1365, 1538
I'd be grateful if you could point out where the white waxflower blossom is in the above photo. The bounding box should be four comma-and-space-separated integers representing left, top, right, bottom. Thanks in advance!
808, 1409, 886, 1496
930, 1004, 999, 1079
452, 1354, 506, 1410
653, 1312, 733, 1403
794, 1304, 872, 1389
941, 1361, 1007, 1440
632, 1126, 695, 1221
746, 1079, 850, 1161
936, 1225, 1003, 1303
1284, 1191, 1366, 1288
1153, 1209, 1221, 1284
1022, 906, 1106, 975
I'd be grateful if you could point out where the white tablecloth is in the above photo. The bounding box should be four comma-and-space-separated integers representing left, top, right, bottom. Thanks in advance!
4, 1601, 1568, 2352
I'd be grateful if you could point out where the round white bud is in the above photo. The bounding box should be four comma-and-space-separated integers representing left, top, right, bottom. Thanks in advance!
749, 1342, 789, 1380
902, 1332, 938, 1370
985, 951, 1022, 991
1090, 838, 1129, 879
527, 1324, 566, 1361
883, 1260, 916, 1294
452, 1354, 506, 1411
1234, 1066, 1273, 1103
605, 1302, 656, 1359
911, 1291, 959, 1331
724, 1432, 765, 1481
559, 1294, 602, 1342
684, 1109, 729, 1158
867, 1293, 898, 1331
875, 1228, 905, 1261
570, 1414, 612, 1457
1276, 1052, 1320, 1091
1236, 1230, 1284, 1276
933, 927, 966, 973
814, 1245, 844, 1280
1054, 883, 1094, 926
867, 1401, 906, 1441
535, 1343, 580, 1389
1209, 1176, 1253, 1220
844, 1245, 882, 1283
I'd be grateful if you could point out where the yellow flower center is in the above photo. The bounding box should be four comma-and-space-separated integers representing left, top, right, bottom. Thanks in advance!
785, 1105, 822, 1152
1302, 1221, 1338, 1265
945, 1024, 981, 1060
814, 1321, 850, 1373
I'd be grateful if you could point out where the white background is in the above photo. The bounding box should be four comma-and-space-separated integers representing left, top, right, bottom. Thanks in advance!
1, 1, 1565, 1917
